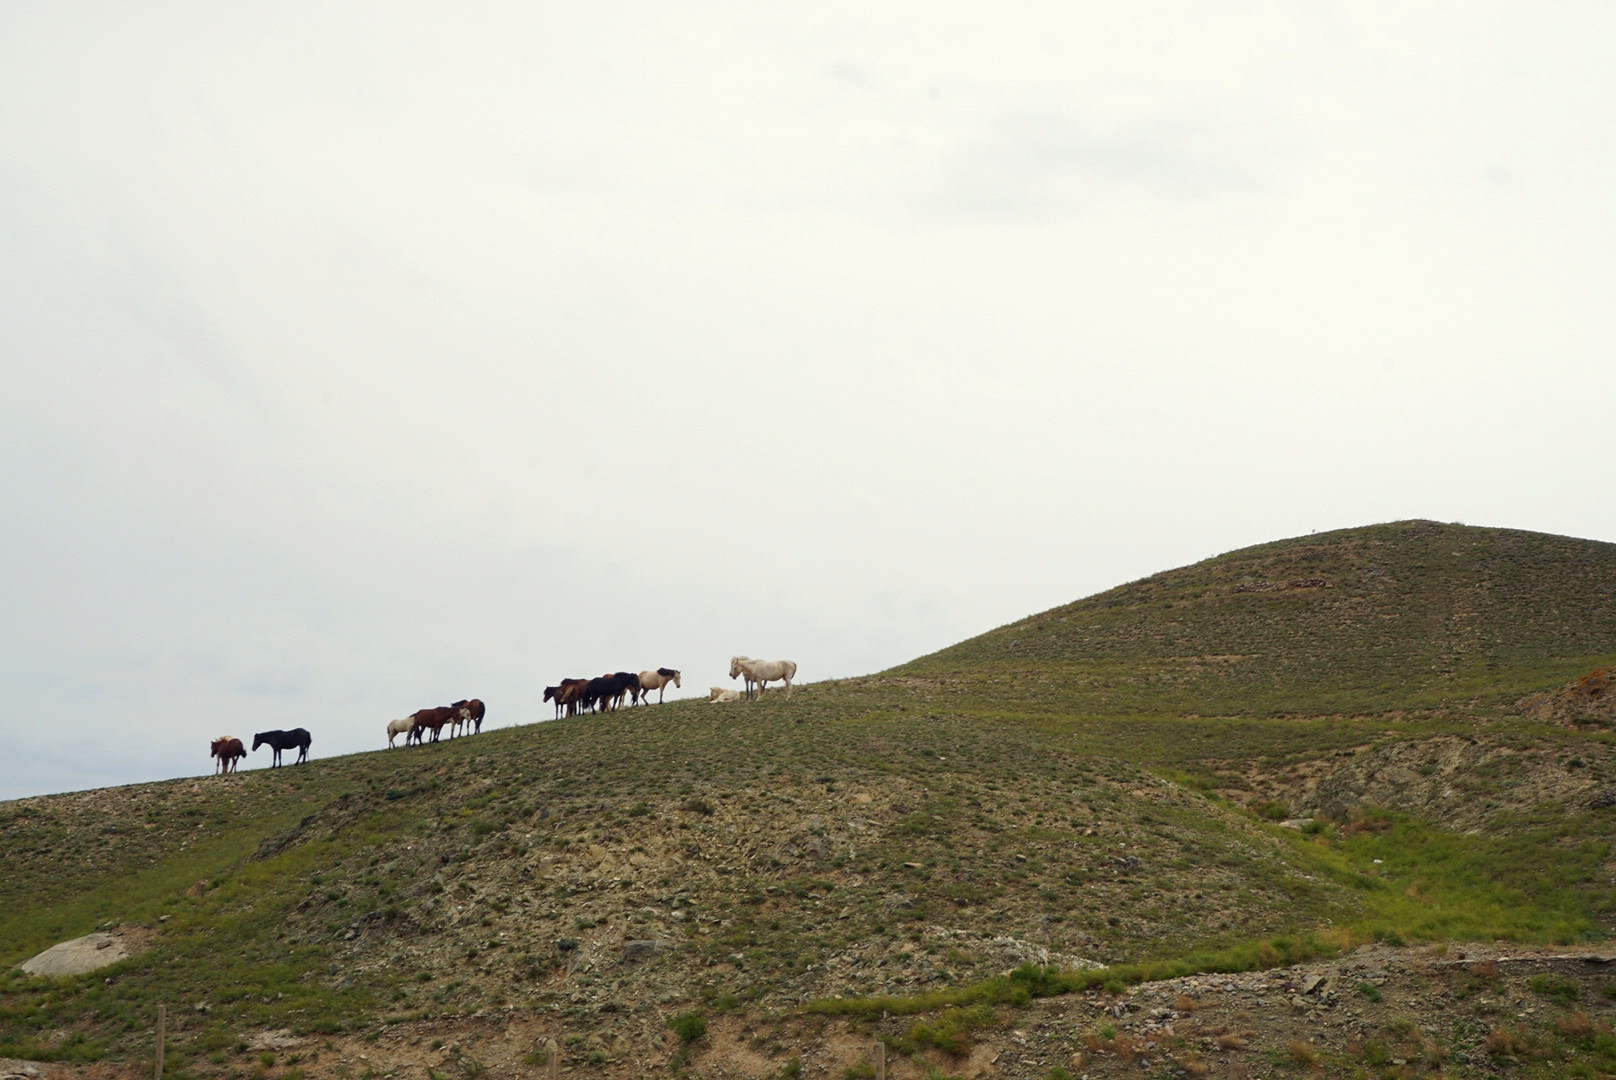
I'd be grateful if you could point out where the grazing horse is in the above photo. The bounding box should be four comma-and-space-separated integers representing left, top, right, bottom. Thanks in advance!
210, 736, 245, 774
408, 706, 456, 745
252, 728, 311, 767
453, 699, 486, 734
638, 668, 681, 704
386, 716, 415, 748
730, 656, 798, 699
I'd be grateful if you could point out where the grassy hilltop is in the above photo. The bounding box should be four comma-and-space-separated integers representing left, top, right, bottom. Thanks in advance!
897, 519, 1616, 717
6, 520, 1616, 1080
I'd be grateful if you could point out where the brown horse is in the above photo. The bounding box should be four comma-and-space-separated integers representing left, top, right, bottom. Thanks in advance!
451, 698, 486, 735
210, 736, 245, 774
408, 706, 456, 745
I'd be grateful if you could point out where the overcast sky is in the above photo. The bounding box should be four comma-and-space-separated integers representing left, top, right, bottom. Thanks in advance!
3, 4, 1614, 800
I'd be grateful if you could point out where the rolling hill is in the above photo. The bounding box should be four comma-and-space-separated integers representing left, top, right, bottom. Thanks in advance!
897, 519, 1616, 717
5, 520, 1616, 1080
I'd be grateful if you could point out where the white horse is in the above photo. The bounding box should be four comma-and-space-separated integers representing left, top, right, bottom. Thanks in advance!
386, 716, 415, 748
730, 656, 798, 699
639, 668, 681, 704
708, 686, 743, 702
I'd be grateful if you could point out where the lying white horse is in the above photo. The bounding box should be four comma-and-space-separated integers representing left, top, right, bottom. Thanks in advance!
730, 656, 798, 699
708, 686, 743, 702
386, 716, 415, 748
639, 667, 681, 704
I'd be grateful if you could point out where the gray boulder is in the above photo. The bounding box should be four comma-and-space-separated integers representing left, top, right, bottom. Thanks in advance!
19, 932, 128, 977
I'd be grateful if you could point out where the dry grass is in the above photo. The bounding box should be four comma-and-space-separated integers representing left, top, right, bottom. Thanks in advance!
1285, 1040, 1321, 1070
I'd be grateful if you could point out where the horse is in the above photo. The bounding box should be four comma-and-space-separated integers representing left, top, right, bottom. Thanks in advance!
728, 655, 756, 698
638, 668, 681, 704
708, 686, 742, 702
453, 699, 486, 734
210, 736, 245, 774
252, 728, 311, 767
386, 716, 415, 748
559, 679, 589, 716
609, 673, 640, 710
409, 706, 456, 745
730, 656, 798, 699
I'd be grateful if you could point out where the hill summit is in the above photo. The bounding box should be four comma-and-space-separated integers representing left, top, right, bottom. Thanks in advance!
898, 519, 1616, 716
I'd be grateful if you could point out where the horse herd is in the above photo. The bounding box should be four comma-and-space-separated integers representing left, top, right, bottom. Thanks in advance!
204, 656, 798, 773
541, 667, 682, 719
386, 698, 487, 748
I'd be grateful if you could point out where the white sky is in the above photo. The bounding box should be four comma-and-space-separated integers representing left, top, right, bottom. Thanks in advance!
3, 4, 1614, 799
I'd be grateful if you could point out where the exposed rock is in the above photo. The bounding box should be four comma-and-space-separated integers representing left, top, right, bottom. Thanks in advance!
620, 940, 668, 963
1516, 667, 1616, 728
247, 1030, 306, 1051
19, 933, 128, 977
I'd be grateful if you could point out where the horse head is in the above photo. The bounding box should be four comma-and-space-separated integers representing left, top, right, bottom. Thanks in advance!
671, 670, 682, 688
729, 656, 749, 679
251, 733, 265, 751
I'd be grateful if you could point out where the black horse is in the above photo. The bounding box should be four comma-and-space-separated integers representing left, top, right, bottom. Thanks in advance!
252, 728, 311, 767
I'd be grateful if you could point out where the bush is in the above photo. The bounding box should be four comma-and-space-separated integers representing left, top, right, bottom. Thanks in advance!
1529, 973, 1581, 1002
1249, 800, 1289, 821
908, 1005, 996, 1056
668, 1012, 707, 1044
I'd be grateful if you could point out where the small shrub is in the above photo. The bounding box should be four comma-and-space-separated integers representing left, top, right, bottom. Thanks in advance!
780, 1056, 802, 1080
1344, 808, 1395, 835
1249, 800, 1289, 821
909, 1005, 996, 1056
668, 1012, 707, 1044
1286, 1040, 1320, 1070
1484, 1027, 1539, 1059
1529, 973, 1580, 1002
1356, 982, 1381, 1002
681, 798, 715, 816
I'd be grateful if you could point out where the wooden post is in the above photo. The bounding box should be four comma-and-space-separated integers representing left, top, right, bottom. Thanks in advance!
154, 1005, 166, 1080
875, 1041, 885, 1080
547, 1037, 559, 1080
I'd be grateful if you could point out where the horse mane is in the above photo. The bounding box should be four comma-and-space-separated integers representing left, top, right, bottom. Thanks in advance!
657, 667, 678, 677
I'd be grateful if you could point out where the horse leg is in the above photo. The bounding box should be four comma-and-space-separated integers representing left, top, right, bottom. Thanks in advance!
784, 677, 792, 699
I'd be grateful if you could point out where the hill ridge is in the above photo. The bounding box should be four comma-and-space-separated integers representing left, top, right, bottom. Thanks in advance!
894, 519, 1616, 717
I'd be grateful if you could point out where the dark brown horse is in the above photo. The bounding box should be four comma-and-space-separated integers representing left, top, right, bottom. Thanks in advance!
252, 728, 310, 767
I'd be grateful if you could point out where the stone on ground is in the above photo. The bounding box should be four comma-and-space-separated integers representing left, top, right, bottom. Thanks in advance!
18, 932, 128, 977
